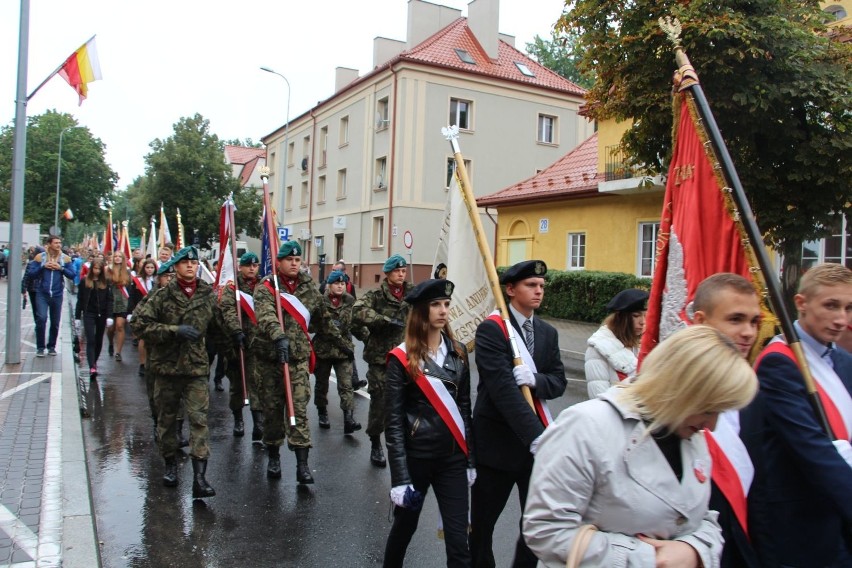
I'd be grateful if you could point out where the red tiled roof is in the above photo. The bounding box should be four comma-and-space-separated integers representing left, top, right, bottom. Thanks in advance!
239, 155, 262, 186
477, 132, 603, 206
399, 18, 585, 96
224, 145, 266, 165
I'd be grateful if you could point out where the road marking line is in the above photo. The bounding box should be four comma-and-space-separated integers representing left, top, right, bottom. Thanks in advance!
0, 374, 51, 400
36, 372, 63, 566
0, 504, 38, 560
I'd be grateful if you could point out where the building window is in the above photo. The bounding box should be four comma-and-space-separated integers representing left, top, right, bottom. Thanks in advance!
538, 114, 557, 144
301, 136, 311, 172
285, 185, 293, 211
638, 222, 660, 277
515, 62, 535, 77
375, 157, 387, 190
450, 98, 471, 130
446, 157, 471, 189
337, 169, 347, 199
802, 215, 852, 269
317, 175, 326, 204
568, 232, 586, 270
376, 97, 389, 131
319, 126, 328, 167
372, 216, 385, 249
825, 4, 847, 19
339, 115, 349, 146
454, 49, 476, 65
287, 142, 295, 167
300, 182, 309, 208
269, 151, 275, 173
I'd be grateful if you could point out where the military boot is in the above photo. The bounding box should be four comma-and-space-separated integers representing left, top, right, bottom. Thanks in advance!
266, 445, 282, 479
295, 448, 315, 484
232, 409, 245, 437
214, 377, 224, 392
370, 436, 387, 468
250, 410, 264, 444
191, 459, 216, 498
176, 419, 189, 448
162, 457, 178, 487
343, 410, 361, 435
317, 407, 330, 429
152, 416, 159, 443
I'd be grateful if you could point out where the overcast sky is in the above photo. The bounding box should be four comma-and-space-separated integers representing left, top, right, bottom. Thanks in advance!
2, 0, 567, 190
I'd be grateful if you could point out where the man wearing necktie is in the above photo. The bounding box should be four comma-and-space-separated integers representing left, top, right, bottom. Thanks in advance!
470, 259, 567, 568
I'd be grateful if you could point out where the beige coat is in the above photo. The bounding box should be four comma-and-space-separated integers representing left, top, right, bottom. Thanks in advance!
522, 388, 722, 568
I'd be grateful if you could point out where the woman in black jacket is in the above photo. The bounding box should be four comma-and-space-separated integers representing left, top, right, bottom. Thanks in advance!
75, 259, 112, 378
383, 278, 474, 568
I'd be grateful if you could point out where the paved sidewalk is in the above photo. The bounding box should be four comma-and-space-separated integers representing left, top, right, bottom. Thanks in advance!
0, 280, 99, 568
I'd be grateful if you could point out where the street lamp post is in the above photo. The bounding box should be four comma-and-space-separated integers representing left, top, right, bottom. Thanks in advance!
260, 66, 290, 226
53, 126, 74, 234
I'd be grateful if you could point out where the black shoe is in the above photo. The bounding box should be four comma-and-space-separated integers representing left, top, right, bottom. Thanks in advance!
214, 378, 224, 392
162, 457, 178, 487
108, 343, 114, 356
318, 409, 330, 429
251, 410, 264, 443
233, 411, 245, 437
295, 448, 314, 484
354, 378, 368, 390
132, 338, 139, 347
267, 446, 282, 479
191, 459, 216, 498
176, 419, 189, 448
343, 410, 361, 435
370, 437, 387, 468
138, 364, 145, 377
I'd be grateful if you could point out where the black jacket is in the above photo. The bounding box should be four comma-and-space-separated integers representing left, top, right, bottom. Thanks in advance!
75, 283, 113, 320
385, 334, 474, 487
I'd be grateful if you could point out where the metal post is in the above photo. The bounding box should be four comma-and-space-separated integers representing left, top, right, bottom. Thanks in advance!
260, 67, 290, 225
54, 126, 73, 234
6, 0, 30, 365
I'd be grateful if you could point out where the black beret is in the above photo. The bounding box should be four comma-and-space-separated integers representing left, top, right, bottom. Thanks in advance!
606, 288, 649, 312
501, 260, 547, 285
404, 279, 455, 305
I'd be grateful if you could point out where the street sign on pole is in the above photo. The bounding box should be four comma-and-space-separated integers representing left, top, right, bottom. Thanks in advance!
277, 227, 290, 242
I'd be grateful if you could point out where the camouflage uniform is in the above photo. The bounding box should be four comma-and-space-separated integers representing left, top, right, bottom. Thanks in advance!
133, 277, 234, 460
218, 275, 260, 413
313, 292, 368, 413
253, 271, 343, 449
351, 280, 413, 437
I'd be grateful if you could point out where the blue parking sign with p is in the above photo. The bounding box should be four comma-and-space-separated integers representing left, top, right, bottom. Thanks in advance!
277, 227, 290, 242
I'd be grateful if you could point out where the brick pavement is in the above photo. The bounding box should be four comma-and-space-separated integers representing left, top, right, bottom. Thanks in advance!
0, 279, 99, 568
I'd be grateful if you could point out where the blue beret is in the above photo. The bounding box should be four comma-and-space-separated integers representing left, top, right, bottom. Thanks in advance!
606, 289, 649, 312
383, 254, 407, 273
239, 252, 259, 266
327, 270, 346, 284
500, 260, 547, 284
405, 279, 455, 305
277, 240, 302, 259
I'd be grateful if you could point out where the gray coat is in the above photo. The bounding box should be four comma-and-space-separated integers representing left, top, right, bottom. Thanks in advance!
522, 388, 723, 568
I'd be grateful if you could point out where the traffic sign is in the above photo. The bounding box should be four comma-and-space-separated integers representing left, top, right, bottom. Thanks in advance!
277, 227, 290, 242
403, 230, 413, 249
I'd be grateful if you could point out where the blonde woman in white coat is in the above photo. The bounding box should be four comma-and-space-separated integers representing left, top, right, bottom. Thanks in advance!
585, 289, 648, 398
523, 325, 758, 568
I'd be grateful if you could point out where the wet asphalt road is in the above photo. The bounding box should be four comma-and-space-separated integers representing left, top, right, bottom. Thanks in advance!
80, 339, 587, 568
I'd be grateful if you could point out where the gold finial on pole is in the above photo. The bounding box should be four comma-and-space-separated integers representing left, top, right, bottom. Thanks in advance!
658, 16, 698, 90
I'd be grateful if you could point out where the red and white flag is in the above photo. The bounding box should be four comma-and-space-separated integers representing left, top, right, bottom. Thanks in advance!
214, 198, 236, 289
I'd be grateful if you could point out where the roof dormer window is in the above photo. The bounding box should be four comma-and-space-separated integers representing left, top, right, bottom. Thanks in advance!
454, 49, 476, 65
515, 62, 535, 77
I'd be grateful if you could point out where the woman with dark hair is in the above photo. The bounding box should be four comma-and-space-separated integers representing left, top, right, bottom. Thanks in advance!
383, 278, 475, 568
129, 258, 158, 375
584, 288, 648, 398
106, 251, 132, 362
75, 259, 112, 378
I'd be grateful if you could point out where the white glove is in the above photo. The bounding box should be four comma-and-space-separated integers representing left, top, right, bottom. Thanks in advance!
126, 314, 133, 323
106, 317, 114, 327
832, 439, 852, 468
530, 434, 543, 456
467, 468, 477, 487
512, 364, 536, 388
390, 484, 414, 507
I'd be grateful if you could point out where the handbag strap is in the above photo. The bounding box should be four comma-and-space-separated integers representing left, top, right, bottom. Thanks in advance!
565, 525, 598, 568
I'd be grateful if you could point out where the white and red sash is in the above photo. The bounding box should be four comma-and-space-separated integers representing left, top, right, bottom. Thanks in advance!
757, 339, 852, 442
118, 285, 129, 299
238, 290, 257, 325
705, 411, 753, 538
132, 276, 149, 297
264, 280, 315, 372
388, 345, 468, 457
486, 311, 552, 427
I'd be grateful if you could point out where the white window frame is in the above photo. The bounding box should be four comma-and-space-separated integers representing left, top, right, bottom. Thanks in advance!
376, 97, 390, 131
371, 216, 385, 249
287, 142, 295, 167
637, 222, 660, 277
319, 126, 328, 168
339, 115, 349, 146
285, 185, 293, 211
317, 175, 326, 204
337, 169, 347, 200
567, 232, 586, 271
450, 98, 472, 130
300, 181, 308, 208
537, 114, 557, 144
802, 214, 852, 269
375, 157, 387, 190
446, 157, 471, 189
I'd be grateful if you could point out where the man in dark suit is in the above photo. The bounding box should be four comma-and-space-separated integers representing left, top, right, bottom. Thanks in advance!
470, 260, 566, 568
742, 263, 852, 567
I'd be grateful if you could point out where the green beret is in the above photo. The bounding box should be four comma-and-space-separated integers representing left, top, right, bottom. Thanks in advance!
383, 254, 407, 273
239, 252, 259, 266
327, 270, 346, 284
500, 260, 547, 285
156, 262, 175, 275
172, 246, 200, 263
277, 240, 302, 259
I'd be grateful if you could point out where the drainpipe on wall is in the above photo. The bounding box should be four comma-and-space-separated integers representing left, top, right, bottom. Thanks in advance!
386, 65, 399, 257
485, 206, 499, 265
308, 108, 317, 268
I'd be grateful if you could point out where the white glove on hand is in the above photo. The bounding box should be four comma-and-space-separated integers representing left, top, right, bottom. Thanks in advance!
512, 364, 536, 388
530, 434, 543, 456
106, 317, 114, 328
390, 484, 414, 507
126, 314, 133, 323
832, 439, 852, 468
467, 468, 477, 487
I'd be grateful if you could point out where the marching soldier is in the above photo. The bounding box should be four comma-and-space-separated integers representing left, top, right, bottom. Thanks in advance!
313, 270, 368, 434
352, 254, 414, 467
219, 252, 263, 442
134, 246, 239, 499
253, 240, 343, 484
